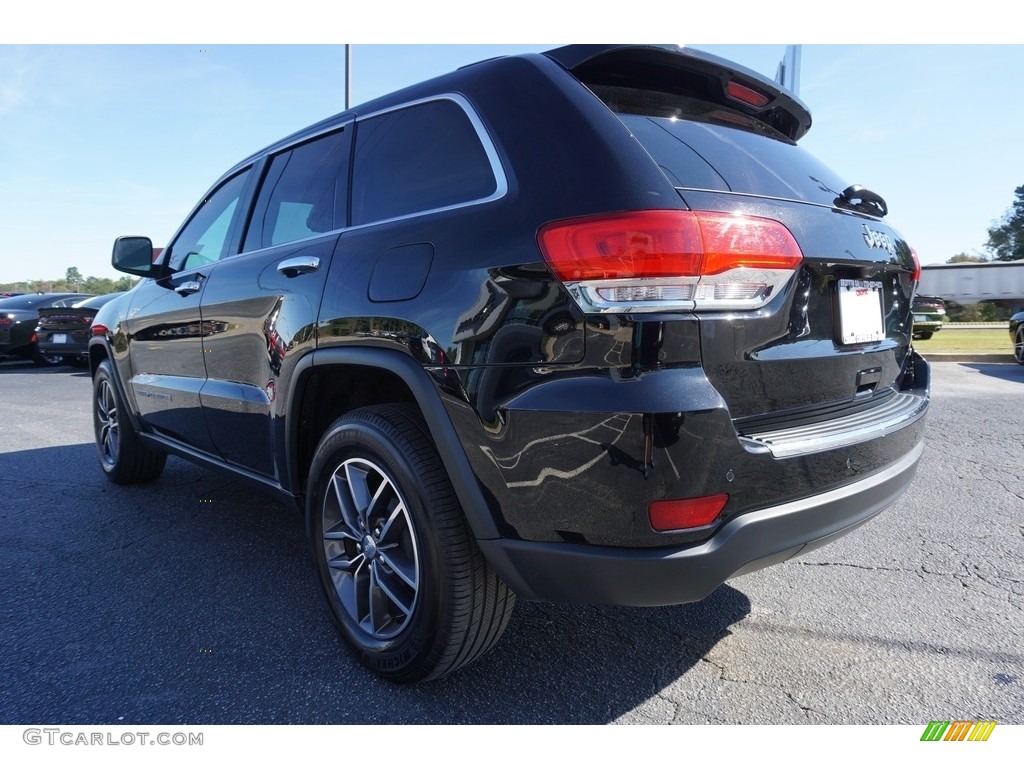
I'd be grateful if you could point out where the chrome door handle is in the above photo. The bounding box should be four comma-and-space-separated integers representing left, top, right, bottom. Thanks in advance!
174, 280, 203, 297
277, 256, 320, 277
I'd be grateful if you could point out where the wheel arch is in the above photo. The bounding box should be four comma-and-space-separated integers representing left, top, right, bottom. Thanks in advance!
283, 347, 500, 541
88, 337, 146, 434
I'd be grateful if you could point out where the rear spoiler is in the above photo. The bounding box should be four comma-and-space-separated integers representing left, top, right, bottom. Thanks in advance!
544, 44, 812, 142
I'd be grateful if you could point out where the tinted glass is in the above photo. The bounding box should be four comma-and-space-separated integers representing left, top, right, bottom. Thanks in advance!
74, 293, 124, 308
244, 129, 348, 251
619, 113, 849, 205
51, 295, 92, 307
168, 169, 251, 272
351, 100, 496, 225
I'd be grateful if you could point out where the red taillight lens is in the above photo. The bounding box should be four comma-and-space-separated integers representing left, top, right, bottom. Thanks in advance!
539, 210, 704, 281
697, 213, 804, 274
726, 80, 770, 108
649, 494, 729, 532
910, 247, 921, 283
91, 324, 108, 336
0, 316, 11, 327
30, 331, 37, 343
538, 210, 803, 312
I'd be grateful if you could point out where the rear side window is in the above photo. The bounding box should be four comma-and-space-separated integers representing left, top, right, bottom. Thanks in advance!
351, 99, 497, 226
244, 128, 349, 252
619, 113, 850, 206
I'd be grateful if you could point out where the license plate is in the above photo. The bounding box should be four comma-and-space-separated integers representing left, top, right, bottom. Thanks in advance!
838, 279, 884, 345
51, 333, 68, 344
913, 314, 928, 323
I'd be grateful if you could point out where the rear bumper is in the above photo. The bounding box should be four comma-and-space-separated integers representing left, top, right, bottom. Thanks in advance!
38, 342, 87, 359
478, 440, 923, 606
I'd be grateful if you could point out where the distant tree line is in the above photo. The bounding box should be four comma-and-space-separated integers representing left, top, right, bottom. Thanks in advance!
0, 267, 138, 296
944, 302, 1010, 323
946, 184, 1024, 264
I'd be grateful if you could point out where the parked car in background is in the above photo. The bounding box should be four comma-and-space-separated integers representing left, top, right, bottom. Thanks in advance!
0, 293, 93, 365
35, 293, 125, 367
911, 295, 946, 340
1010, 310, 1024, 364
91, 44, 929, 683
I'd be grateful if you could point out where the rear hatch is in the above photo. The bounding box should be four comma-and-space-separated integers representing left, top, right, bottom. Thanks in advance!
37, 307, 98, 331
546, 45, 922, 429
36, 307, 97, 345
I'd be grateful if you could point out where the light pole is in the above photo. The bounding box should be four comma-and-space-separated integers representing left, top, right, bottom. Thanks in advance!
345, 44, 352, 110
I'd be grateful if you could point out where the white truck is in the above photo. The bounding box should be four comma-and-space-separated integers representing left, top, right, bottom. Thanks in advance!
918, 260, 1024, 309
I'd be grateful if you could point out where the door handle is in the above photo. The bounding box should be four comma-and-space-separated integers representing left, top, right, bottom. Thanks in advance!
174, 280, 203, 297
277, 256, 320, 277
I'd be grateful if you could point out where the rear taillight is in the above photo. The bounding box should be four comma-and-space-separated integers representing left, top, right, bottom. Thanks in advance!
538, 210, 803, 313
0, 315, 11, 327
91, 324, 108, 336
910, 247, 921, 283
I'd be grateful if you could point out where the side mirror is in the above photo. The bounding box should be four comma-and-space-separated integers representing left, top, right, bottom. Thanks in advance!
112, 236, 162, 277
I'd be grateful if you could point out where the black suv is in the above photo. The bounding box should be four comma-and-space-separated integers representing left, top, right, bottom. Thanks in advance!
91, 45, 929, 682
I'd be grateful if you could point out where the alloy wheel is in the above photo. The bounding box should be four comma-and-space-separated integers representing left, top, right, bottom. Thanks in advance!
320, 457, 420, 639
95, 378, 120, 468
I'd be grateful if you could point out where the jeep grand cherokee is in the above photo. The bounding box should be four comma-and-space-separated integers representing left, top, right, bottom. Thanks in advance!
90, 44, 929, 682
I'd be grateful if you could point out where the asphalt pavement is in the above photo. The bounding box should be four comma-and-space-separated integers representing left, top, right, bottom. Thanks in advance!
0, 358, 1021, 724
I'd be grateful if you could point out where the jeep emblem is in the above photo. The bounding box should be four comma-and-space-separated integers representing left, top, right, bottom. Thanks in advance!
862, 224, 896, 255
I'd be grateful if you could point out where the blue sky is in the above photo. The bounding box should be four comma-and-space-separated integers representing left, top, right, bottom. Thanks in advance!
2, 42, 1023, 283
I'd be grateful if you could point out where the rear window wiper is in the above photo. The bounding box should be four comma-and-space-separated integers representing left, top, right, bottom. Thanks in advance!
834, 184, 887, 218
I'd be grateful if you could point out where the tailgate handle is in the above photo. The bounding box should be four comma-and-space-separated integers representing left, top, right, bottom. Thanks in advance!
856, 366, 883, 396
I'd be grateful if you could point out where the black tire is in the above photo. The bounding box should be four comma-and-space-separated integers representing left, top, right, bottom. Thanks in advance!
307, 403, 515, 683
92, 359, 166, 484
1015, 327, 1024, 366
913, 331, 933, 341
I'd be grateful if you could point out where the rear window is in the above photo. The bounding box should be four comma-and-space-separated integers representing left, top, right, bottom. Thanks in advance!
618, 112, 850, 207
74, 293, 123, 309
244, 128, 348, 252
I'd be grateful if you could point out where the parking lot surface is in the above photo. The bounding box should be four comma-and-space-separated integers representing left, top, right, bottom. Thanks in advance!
0, 360, 1021, 724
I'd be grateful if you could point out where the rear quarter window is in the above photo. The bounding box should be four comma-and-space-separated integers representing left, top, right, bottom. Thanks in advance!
351, 99, 498, 226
